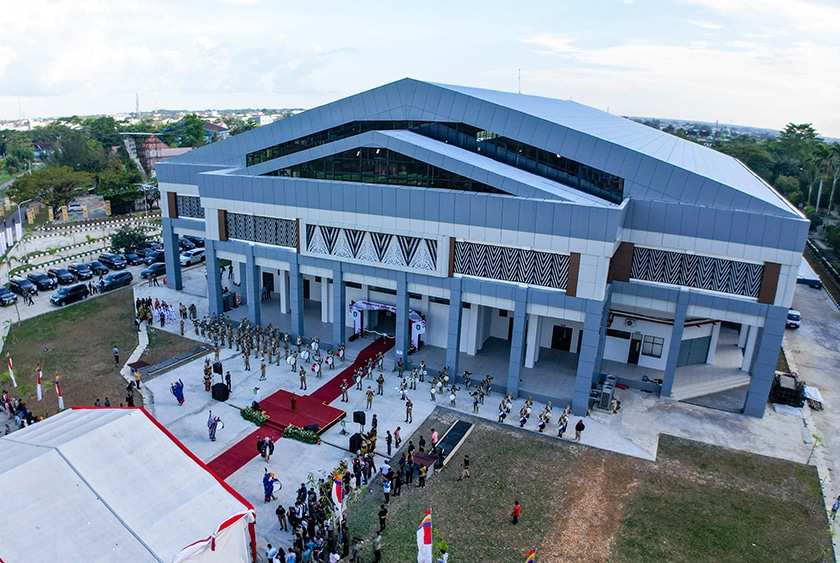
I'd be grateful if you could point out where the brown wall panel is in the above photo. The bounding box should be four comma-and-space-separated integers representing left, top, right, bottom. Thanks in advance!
566, 252, 581, 297
608, 242, 634, 283
167, 192, 178, 219
758, 262, 780, 304
218, 210, 227, 242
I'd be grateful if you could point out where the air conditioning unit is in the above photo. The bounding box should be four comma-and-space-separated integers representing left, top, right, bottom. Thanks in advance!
625, 319, 635, 327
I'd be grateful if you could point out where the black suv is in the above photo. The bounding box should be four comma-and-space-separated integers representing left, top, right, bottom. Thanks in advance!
122, 252, 144, 266
143, 250, 166, 266
0, 286, 17, 306
101, 271, 133, 291
27, 272, 58, 291
47, 267, 76, 285
88, 261, 109, 276
50, 283, 90, 306
69, 263, 93, 280
184, 235, 205, 247
9, 277, 38, 295
178, 237, 195, 251
141, 263, 167, 279
98, 253, 126, 270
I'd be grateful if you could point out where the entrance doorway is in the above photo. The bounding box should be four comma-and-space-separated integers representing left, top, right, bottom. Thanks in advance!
551, 326, 573, 352
628, 333, 642, 364
262, 272, 274, 292
303, 278, 310, 299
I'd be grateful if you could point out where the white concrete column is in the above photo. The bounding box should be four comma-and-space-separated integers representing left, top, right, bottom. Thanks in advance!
738, 323, 748, 348
741, 324, 757, 372
461, 303, 481, 356
277, 270, 290, 314
321, 279, 329, 323
524, 314, 541, 368
706, 322, 721, 364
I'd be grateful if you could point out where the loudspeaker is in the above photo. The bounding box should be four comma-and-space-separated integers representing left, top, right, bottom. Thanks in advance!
349, 432, 363, 453
353, 411, 366, 425
213, 361, 223, 375
211, 383, 229, 402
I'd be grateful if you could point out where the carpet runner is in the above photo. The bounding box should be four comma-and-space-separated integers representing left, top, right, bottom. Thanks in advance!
206, 336, 394, 480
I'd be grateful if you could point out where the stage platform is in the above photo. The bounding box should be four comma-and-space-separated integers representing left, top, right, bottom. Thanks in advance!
259, 389, 346, 435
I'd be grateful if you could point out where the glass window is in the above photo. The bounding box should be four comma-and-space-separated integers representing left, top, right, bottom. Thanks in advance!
641, 335, 665, 358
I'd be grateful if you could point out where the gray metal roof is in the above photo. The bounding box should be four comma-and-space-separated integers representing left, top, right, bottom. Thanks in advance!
434, 82, 797, 215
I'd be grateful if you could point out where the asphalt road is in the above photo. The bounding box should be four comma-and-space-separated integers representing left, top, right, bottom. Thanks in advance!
785, 283, 840, 489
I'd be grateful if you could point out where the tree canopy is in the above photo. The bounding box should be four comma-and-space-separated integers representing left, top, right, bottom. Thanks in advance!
7, 166, 92, 208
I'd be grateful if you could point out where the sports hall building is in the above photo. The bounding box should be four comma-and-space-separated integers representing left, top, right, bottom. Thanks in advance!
157, 79, 808, 417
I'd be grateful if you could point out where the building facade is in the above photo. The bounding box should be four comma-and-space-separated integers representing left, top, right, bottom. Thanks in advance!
157, 79, 808, 417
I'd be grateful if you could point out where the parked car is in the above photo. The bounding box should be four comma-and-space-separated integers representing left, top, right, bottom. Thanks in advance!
0, 286, 17, 306
184, 235, 205, 247
100, 271, 134, 291
67, 203, 83, 213
47, 267, 76, 285
122, 252, 145, 266
180, 248, 206, 266
88, 261, 109, 276
50, 283, 90, 306
178, 237, 195, 251
68, 263, 93, 280
786, 309, 801, 329
26, 272, 58, 291
8, 277, 38, 295
98, 253, 126, 270
141, 263, 167, 279
143, 251, 166, 266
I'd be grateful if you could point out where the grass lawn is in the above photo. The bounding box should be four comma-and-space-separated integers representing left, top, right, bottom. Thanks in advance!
343, 410, 833, 562
1, 288, 141, 414
139, 327, 204, 366
612, 435, 833, 563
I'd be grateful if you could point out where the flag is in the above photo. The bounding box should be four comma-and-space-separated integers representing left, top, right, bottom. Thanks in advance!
332, 472, 344, 518
524, 548, 536, 562
55, 373, 65, 410
6, 352, 16, 387
416, 509, 433, 563
36, 364, 43, 401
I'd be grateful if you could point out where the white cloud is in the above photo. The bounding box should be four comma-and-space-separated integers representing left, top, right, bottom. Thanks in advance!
687, 20, 723, 30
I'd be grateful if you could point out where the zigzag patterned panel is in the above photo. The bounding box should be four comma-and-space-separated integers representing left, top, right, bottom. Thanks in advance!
453, 241, 570, 290
226, 213, 297, 247
175, 195, 205, 219
305, 224, 437, 271
630, 246, 763, 298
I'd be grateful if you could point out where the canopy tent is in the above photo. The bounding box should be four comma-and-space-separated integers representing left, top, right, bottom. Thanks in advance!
0, 407, 255, 563
349, 300, 426, 346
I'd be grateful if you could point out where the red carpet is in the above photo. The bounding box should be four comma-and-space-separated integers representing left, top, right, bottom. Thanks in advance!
310, 336, 395, 403
206, 337, 394, 480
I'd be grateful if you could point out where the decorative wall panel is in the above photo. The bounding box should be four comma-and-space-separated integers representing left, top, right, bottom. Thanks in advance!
226, 213, 297, 248
306, 224, 437, 271
453, 241, 570, 290
175, 195, 205, 219
630, 247, 763, 298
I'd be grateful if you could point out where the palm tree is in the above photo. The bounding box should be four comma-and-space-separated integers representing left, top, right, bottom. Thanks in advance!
826, 143, 840, 218
810, 143, 832, 215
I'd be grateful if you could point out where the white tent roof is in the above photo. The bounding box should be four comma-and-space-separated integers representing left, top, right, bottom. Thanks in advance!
0, 408, 254, 563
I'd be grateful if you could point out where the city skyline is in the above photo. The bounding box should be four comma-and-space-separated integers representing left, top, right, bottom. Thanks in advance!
1, 0, 838, 137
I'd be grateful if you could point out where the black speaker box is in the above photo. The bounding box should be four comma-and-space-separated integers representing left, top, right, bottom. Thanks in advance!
349, 432, 363, 453
211, 383, 229, 402
353, 410, 366, 425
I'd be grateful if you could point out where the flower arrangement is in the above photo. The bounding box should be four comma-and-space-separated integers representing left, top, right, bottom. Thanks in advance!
241, 407, 269, 426
283, 424, 320, 444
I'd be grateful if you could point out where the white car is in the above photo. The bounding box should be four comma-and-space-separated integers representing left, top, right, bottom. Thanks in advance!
786, 309, 801, 329
67, 203, 83, 213
180, 248, 206, 266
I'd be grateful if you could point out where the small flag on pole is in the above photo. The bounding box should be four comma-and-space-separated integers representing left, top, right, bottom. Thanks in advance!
36, 363, 43, 401
524, 548, 536, 562
6, 352, 17, 387
55, 372, 65, 410
416, 509, 433, 563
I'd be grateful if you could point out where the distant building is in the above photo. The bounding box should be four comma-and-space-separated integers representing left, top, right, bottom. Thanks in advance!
122, 134, 192, 180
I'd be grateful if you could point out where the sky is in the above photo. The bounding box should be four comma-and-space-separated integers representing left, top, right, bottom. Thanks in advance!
0, 0, 838, 137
